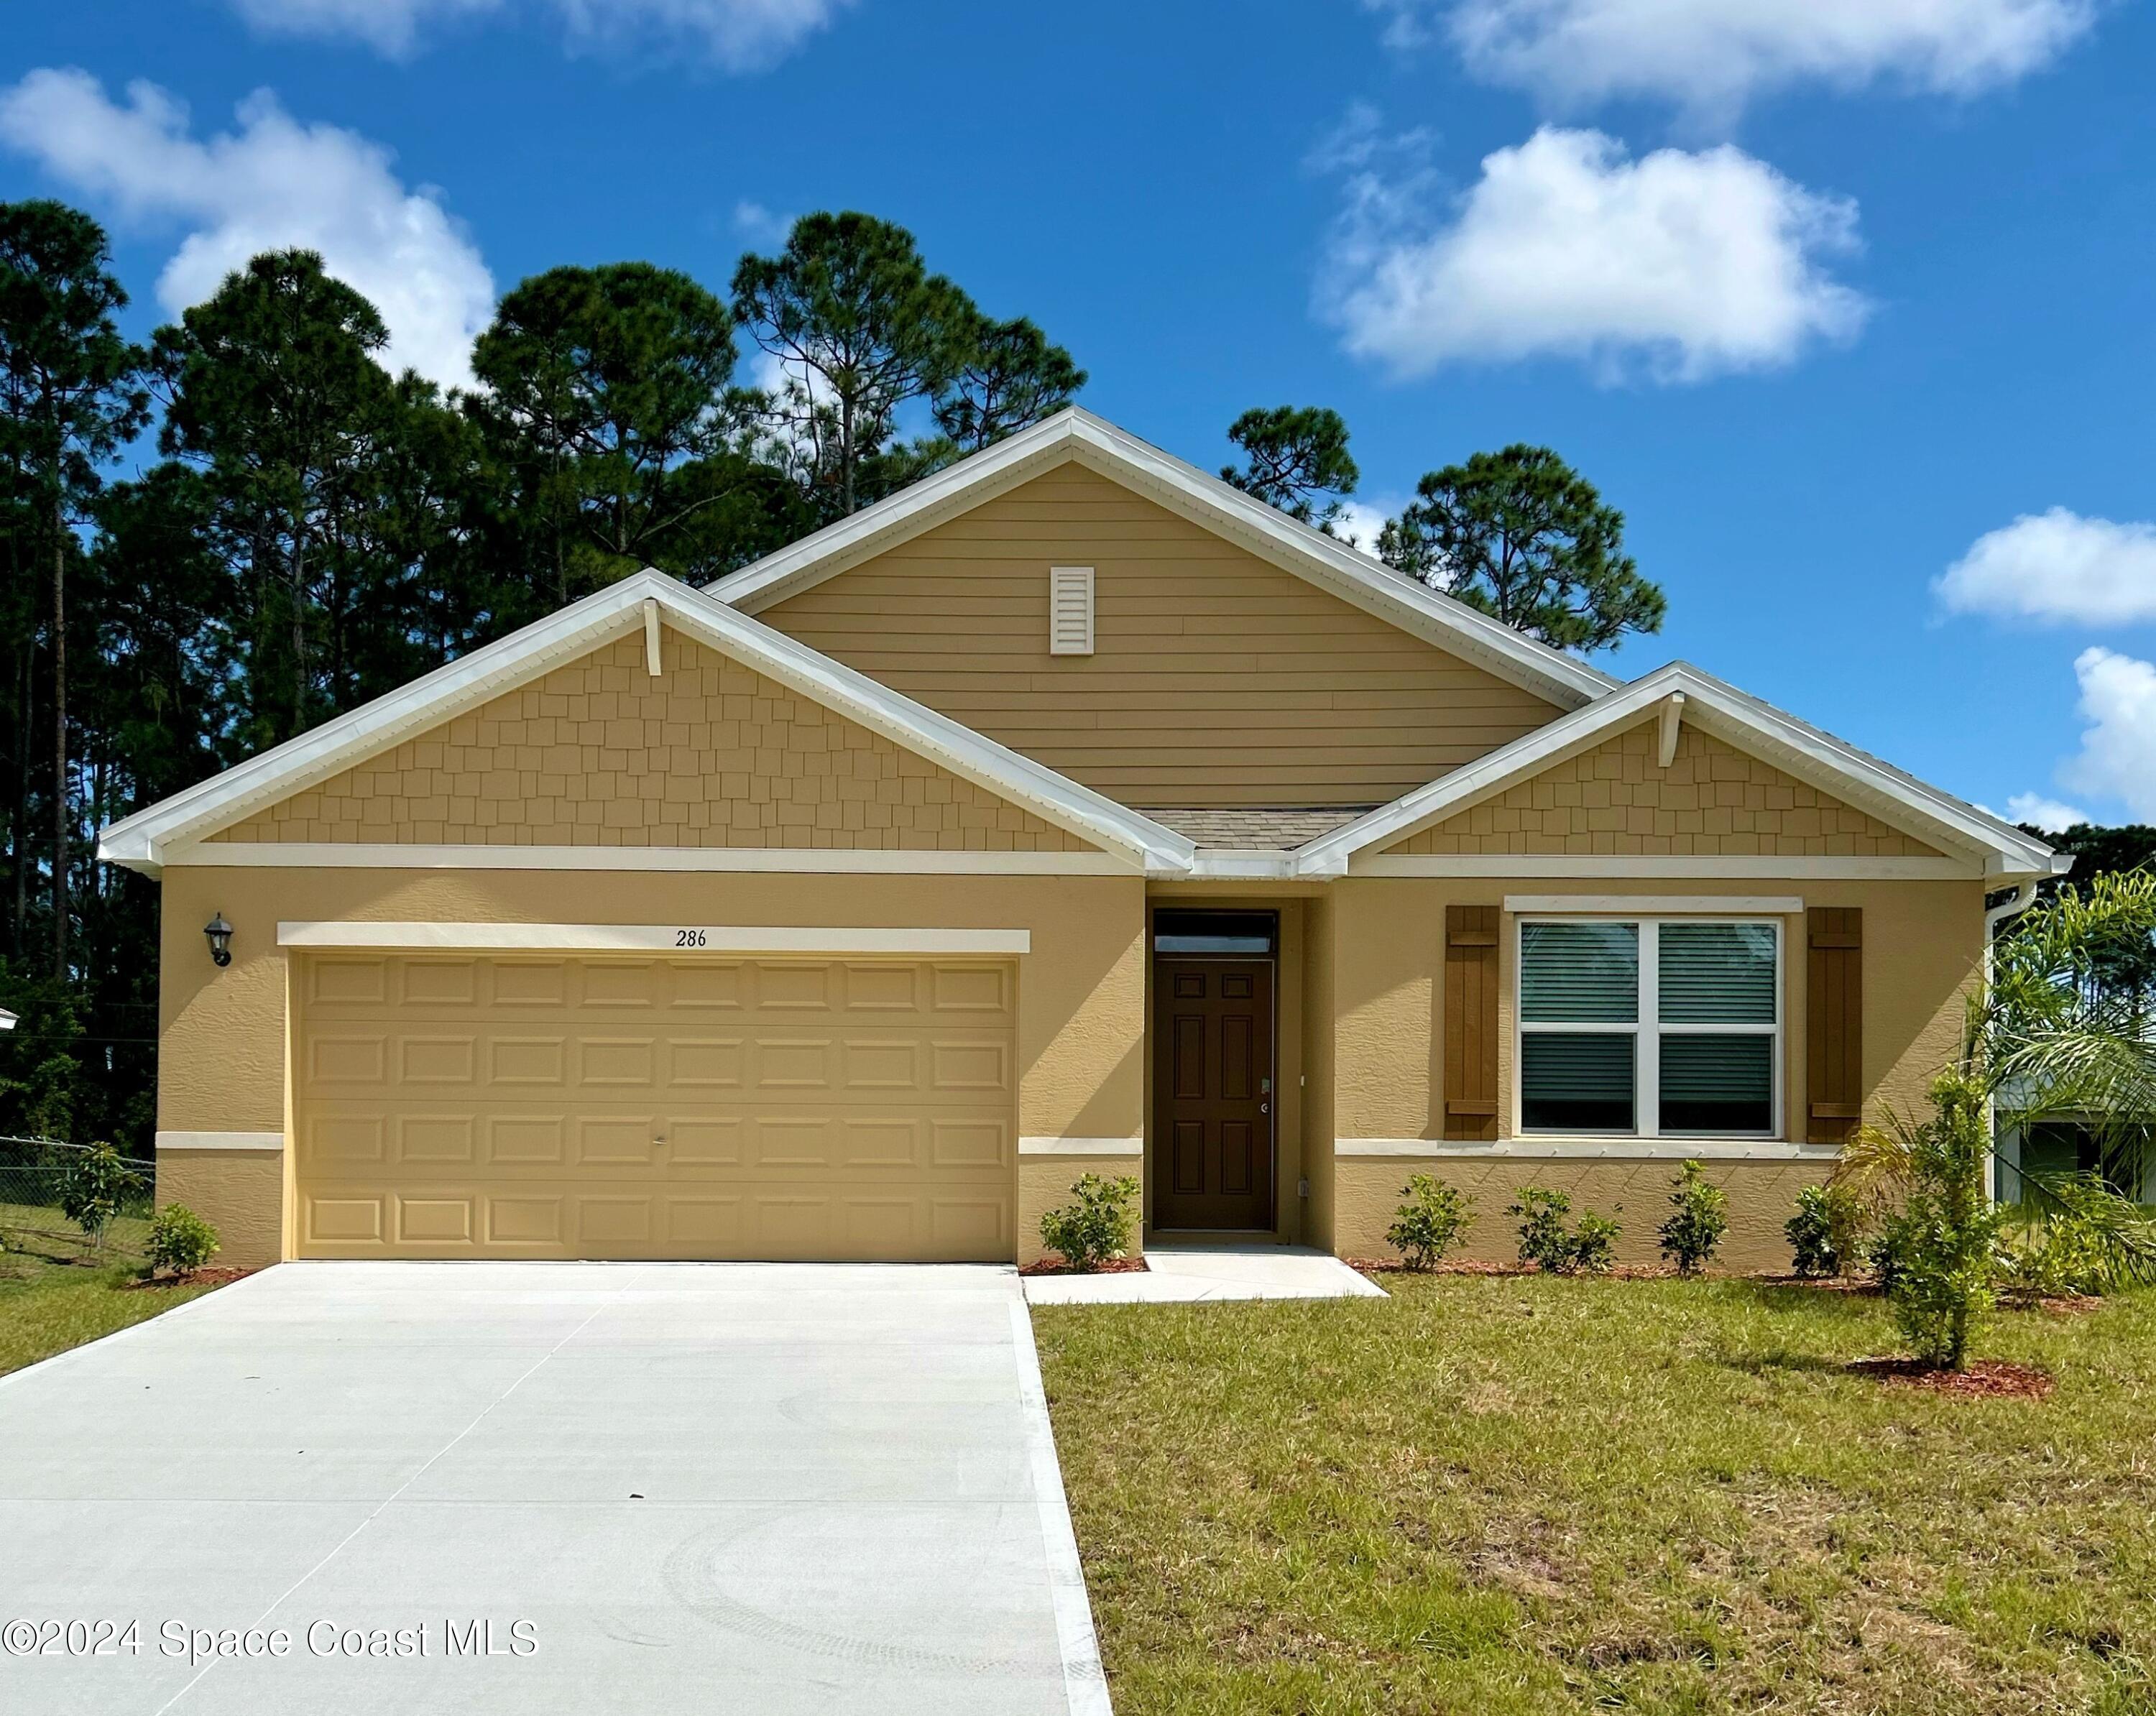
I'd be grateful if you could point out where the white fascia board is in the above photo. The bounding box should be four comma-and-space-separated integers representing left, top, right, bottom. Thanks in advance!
1504, 895, 1805, 915
162, 843, 1139, 876
98, 570, 1197, 878
1297, 662, 2059, 877
1354, 854, 1981, 880
709, 409, 1615, 710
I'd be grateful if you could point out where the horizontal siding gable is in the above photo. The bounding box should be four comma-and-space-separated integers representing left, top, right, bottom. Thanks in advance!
752, 463, 1564, 808
210, 630, 1095, 853
1386, 718, 1944, 858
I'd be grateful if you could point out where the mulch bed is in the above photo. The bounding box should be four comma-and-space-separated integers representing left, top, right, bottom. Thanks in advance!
1018, 1257, 1148, 1278
124, 1266, 256, 1292
1848, 1357, 2056, 1401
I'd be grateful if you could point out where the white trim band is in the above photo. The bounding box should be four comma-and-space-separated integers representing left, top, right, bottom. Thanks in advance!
1019, 1137, 1144, 1157
277, 922, 1032, 955
1353, 855, 1976, 880
1505, 895, 1803, 915
156, 1131, 285, 1153
174, 843, 1135, 876
1337, 1138, 1841, 1162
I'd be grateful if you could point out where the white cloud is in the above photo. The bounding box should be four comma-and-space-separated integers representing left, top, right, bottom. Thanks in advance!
2060, 647, 2156, 821
2003, 793, 2089, 832
0, 70, 493, 390
228, 0, 497, 57
1324, 126, 1868, 383
1332, 498, 1404, 558
228, 0, 855, 70
1371, 0, 2098, 119
1937, 507, 2156, 626
732, 199, 794, 247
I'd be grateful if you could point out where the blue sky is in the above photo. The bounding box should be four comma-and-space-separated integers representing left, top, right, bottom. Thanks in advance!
4, 0, 2154, 829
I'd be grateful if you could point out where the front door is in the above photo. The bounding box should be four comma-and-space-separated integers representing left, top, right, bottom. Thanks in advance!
1151, 957, 1275, 1230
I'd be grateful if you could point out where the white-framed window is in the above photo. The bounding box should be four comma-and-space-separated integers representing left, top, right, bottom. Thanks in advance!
1516, 917, 1781, 1138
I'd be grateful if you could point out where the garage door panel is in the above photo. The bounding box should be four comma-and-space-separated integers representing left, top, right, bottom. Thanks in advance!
296, 952, 1015, 1260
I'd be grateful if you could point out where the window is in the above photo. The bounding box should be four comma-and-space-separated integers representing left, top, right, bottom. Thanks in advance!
1152, 909, 1275, 955
1518, 918, 1779, 1137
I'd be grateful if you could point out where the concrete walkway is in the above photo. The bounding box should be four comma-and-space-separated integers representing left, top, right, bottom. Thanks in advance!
1022, 1244, 1386, 1306
0, 1262, 1108, 1716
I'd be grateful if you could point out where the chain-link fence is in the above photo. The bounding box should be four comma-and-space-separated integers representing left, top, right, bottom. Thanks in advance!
0, 1135, 158, 1260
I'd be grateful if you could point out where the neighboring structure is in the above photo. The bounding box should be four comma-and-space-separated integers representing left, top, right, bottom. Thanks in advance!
100, 410, 2069, 1271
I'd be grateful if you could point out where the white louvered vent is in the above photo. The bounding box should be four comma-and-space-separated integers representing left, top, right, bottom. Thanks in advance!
1048, 566, 1095, 656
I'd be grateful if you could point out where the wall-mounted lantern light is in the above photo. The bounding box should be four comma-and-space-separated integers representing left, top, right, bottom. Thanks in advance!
204, 913, 234, 968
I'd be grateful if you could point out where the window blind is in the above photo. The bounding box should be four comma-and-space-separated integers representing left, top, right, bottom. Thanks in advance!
1519, 923, 1639, 1023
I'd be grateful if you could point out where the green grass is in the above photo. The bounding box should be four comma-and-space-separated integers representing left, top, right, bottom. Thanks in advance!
0, 1203, 226, 1377
1034, 1275, 2156, 1716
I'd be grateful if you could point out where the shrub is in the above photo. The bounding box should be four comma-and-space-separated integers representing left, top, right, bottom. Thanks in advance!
1786, 1183, 1866, 1278
1570, 1212, 1621, 1276
1658, 1161, 1728, 1276
1866, 1218, 1913, 1296
1879, 1071, 2003, 1368
1510, 1186, 1573, 1273
60, 1143, 143, 1253
1038, 1173, 1139, 1273
147, 1204, 221, 1277
1510, 1186, 1621, 1275
1386, 1174, 1474, 1270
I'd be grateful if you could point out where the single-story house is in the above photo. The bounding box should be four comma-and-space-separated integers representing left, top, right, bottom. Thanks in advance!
99, 410, 2069, 1271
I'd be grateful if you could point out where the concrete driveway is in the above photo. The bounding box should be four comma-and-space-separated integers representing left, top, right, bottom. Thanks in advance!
0, 1263, 1108, 1715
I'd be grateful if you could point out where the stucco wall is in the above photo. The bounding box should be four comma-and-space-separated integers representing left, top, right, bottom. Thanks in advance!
1020, 1154, 1144, 1267
1325, 875, 1983, 1266
212, 629, 1088, 852
156, 1150, 284, 1270
1388, 718, 1941, 858
156, 866, 1145, 1262
1333, 1158, 1823, 1273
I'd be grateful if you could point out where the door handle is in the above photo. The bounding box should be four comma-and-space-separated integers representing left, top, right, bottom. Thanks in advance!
1260, 1103, 1269, 1115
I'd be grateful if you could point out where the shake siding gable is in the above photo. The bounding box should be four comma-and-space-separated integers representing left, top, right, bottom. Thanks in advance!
1385, 719, 1943, 859
210, 629, 1093, 852
755, 463, 1565, 808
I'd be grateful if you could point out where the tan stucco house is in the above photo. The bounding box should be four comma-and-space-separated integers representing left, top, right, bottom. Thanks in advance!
99, 410, 2068, 1272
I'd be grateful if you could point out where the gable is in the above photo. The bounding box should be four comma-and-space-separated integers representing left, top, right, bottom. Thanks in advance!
1382, 716, 1943, 859
210, 628, 1096, 854
753, 462, 1566, 809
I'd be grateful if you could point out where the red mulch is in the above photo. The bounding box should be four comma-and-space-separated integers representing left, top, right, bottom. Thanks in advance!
125, 1266, 256, 1292
1848, 1357, 2055, 1401
1018, 1256, 1149, 1278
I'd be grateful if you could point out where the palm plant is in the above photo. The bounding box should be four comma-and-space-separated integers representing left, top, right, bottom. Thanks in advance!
1834, 870, 2156, 1367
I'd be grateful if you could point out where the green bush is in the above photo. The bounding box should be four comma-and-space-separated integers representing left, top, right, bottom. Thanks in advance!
1657, 1161, 1728, 1276
1571, 1212, 1621, 1276
1386, 1174, 1474, 1270
1510, 1186, 1573, 1272
1881, 1071, 2003, 1368
146, 1204, 221, 1277
1866, 1218, 1913, 1296
59, 1143, 144, 1252
1786, 1183, 1866, 1277
1510, 1186, 1621, 1275
1038, 1173, 1139, 1273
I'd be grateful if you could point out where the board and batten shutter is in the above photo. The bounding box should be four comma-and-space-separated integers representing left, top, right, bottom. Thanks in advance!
1048, 566, 1095, 655
1444, 905, 1500, 1141
1806, 907, 1863, 1145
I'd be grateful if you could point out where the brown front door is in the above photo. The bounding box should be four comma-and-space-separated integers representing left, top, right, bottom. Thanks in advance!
1152, 959, 1275, 1230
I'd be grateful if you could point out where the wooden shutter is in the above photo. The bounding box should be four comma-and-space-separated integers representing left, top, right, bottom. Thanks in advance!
1444, 905, 1500, 1141
1806, 907, 1863, 1145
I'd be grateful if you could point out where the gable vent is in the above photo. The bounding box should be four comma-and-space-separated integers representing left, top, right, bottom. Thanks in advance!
1048, 566, 1095, 656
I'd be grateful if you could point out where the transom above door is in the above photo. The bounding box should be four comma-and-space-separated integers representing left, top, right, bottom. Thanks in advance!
1150, 910, 1276, 1232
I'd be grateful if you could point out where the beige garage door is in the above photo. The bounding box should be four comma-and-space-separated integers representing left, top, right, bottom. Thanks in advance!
293, 952, 1016, 1260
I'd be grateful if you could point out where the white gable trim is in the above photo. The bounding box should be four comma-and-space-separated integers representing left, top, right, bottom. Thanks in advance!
1295, 661, 2063, 880
706, 408, 1615, 710
98, 571, 1197, 879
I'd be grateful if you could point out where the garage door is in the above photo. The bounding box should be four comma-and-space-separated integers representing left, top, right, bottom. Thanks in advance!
293, 953, 1016, 1260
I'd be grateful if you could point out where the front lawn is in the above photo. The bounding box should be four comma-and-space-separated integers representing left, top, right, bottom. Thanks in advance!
0, 1205, 228, 1378
1035, 1275, 2156, 1715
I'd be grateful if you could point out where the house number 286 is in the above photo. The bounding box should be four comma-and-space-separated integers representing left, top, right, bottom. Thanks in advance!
674, 928, 708, 948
